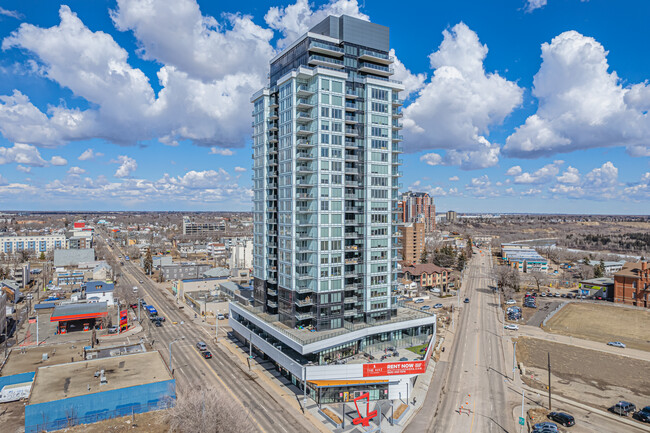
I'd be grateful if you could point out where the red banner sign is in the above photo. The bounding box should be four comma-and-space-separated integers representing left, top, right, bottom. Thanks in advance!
363, 360, 426, 377
119, 309, 128, 328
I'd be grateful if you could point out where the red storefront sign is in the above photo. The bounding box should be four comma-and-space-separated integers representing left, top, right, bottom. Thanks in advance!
119, 309, 128, 331
363, 360, 426, 377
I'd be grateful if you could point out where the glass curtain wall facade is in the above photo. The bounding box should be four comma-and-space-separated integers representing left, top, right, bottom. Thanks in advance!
251, 15, 404, 331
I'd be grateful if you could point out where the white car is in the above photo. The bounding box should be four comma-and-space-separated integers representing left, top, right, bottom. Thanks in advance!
506, 299, 516, 305
504, 324, 519, 331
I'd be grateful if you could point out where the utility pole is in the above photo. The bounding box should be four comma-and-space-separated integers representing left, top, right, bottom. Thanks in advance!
547, 352, 553, 410
512, 341, 517, 380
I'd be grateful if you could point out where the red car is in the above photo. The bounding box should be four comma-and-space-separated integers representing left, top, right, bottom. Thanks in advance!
130, 303, 138, 310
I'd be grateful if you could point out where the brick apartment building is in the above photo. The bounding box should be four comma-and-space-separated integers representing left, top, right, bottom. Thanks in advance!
399, 222, 425, 264
401, 263, 450, 291
613, 261, 649, 308
398, 192, 436, 232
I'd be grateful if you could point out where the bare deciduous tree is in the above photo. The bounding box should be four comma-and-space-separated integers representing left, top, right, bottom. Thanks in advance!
528, 271, 549, 292
165, 389, 256, 433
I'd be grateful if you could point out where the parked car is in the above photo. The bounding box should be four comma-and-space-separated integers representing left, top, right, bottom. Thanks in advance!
217, 313, 225, 320
504, 324, 519, 330
202, 351, 212, 359
548, 412, 575, 427
506, 299, 516, 305
607, 341, 626, 348
634, 406, 650, 423
196, 341, 208, 351
154, 320, 163, 327
464, 298, 470, 303
610, 401, 636, 416
540, 292, 547, 297
532, 422, 558, 433
433, 303, 443, 309
554, 293, 560, 297
130, 303, 138, 310
414, 299, 424, 304
420, 305, 431, 310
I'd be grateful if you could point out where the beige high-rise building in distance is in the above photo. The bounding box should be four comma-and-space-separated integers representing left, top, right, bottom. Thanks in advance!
399, 222, 425, 264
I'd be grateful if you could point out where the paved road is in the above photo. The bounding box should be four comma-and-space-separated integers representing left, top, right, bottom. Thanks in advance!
428, 250, 512, 433
411, 248, 650, 433
99, 234, 312, 433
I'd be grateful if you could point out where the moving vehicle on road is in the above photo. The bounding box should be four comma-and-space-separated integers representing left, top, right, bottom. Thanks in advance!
532, 422, 558, 433
196, 341, 208, 351
547, 412, 575, 427
463, 298, 469, 303
610, 401, 636, 416
504, 324, 519, 331
154, 320, 162, 327
217, 313, 225, 320
607, 341, 626, 348
634, 406, 650, 422
414, 299, 424, 304
202, 350, 212, 359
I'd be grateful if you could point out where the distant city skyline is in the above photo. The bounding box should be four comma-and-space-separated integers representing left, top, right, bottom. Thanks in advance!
0, 0, 649, 214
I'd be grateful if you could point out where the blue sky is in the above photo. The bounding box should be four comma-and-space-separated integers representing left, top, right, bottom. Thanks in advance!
0, 0, 648, 213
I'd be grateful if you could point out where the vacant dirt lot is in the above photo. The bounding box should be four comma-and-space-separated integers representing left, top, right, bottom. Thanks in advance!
544, 303, 650, 351
516, 337, 650, 411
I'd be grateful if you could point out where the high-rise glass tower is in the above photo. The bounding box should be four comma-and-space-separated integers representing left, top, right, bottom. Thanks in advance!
251, 15, 404, 331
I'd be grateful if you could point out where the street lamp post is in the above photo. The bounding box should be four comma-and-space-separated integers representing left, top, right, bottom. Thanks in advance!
169, 337, 185, 372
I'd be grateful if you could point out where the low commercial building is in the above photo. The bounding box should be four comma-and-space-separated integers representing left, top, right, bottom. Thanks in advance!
161, 264, 212, 281
613, 261, 649, 308
578, 277, 614, 298
53, 248, 95, 267
601, 260, 626, 276
501, 245, 548, 273
0, 234, 66, 254
54, 269, 85, 286
50, 302, 108, 334
230, 301, 435, 405
401, 264, 450, 291
25, 351, 175, 432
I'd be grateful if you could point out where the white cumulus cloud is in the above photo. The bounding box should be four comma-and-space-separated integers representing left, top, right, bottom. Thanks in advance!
512, 160, 563, 184
68, 166, 86, 175
556, 166, 580, 184
404, 23, 523, 169
504, 31, 650, 158
234, 166, 247, 173
0, 143, 48, 166
114, 155, 137, 178
50, 155, 67, 166
78, 148, 104, 160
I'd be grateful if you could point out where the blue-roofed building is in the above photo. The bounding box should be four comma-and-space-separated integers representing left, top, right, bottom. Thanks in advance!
84, 281, 115, 306
501, 245, 549, 273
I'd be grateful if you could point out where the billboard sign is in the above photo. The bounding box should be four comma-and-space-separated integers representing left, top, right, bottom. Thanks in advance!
363, 361, 426, 377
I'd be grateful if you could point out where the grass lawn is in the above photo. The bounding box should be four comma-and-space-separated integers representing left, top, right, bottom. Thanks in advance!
405, 344, 428, 355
